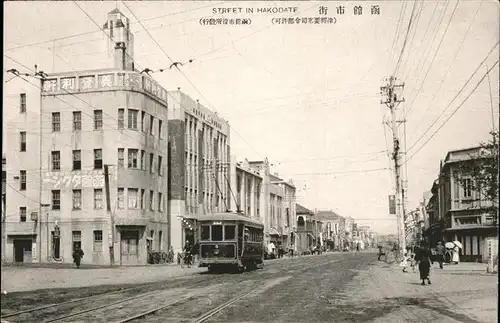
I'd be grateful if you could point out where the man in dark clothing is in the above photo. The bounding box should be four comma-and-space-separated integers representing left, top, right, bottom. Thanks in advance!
72, 246, 84, 269
436, 241, 446, 269
377, 245, 385, 260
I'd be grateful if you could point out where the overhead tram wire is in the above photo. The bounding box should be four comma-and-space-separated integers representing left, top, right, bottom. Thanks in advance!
119, 1, 264, 159
404, 0, 460, 118
69, 1, 261, 159
404, 0, 449, 85
406, 42, 499, 153
403, 59, 499, 166
5, 2, 224, 52
408, 0, 485, 140
4, 55, 150, 148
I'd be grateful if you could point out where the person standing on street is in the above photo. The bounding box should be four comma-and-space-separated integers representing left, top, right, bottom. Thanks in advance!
356, 243, 360, 253
415, 241, 432, 285
436, 241, 446, 269
72, 246, 84, 269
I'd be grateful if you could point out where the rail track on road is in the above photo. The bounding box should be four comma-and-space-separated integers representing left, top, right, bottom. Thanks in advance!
2, 254, 344, 323
114, 256, 342, 322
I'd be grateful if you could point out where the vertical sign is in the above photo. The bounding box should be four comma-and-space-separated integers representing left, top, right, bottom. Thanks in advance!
389, 195, 396, 214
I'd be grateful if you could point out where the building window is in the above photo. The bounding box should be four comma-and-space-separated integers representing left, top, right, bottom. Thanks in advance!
52, 112, 61, 132
73, 189, 82, 210
73, 111, 82, 130
128, 188, 138, 209
128, 149, 139, 169
94, 110, 103, 130
140, 189, 145, 209
94, 189, 103, 209
117, 188, 125, 209
128, 109, 138, 129
94, 149, 103, 169
118, 109, 125, 129
72, 231, 82, 252
463, 178, 472, 198
158, 156, 163, 176
52, 190, 61, 210
93, 230, 103, 252
141, 150, 146, 170
20, 170, 26, 190
20, 132, 26, 151
158, 120, 163, 139
20, 93, 26, 113
20, 207, 27, 222
149, 115, 154, 134
73, 150, 81, 170
51, 151, 61, 171
150, 153, 154, 174
158, 192, 163, 212
118, 148, 124, 168
158, 230, 163, 251
150, 190, 154, 211
141, 111, 146, 132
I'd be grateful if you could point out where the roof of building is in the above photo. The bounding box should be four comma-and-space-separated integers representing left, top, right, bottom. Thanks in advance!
109, 8, 124, 15
296, 203, 314, 215
315, 210, 343, 221
197, 212, 264, 227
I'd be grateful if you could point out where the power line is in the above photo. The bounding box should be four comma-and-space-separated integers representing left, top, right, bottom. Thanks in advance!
408, 0, 484, 138
407, 42, 499, 153
4, 2, 224, 52
393, 0, 418, 77
405, 0, 460, 118
387, 2, 408, 70
404, 0, 449, 84
398, 0, 425, 79
291, 168, 389, 177
403, 59, 499, 165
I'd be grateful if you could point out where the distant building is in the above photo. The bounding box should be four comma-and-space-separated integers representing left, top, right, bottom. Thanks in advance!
315, 210, 344, 251
229, 157, 263, 219
3, 9, 169, 265
167, 90, 230, 253
295, 203, 315, 254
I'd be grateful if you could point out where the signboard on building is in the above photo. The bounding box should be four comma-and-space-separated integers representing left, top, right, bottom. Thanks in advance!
389, 195, 396, 214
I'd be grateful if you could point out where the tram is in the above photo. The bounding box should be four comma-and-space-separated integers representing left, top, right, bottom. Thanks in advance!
197, 212, 264, 272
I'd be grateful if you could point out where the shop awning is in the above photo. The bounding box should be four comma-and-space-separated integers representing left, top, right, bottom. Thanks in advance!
268, 228, 280, 236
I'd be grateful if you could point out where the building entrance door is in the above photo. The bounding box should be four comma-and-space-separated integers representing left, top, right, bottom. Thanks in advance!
14, 239, 32, 263
120, 230, 139, 265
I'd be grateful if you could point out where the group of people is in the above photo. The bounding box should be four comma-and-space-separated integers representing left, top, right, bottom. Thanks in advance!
398, 241, 449, 286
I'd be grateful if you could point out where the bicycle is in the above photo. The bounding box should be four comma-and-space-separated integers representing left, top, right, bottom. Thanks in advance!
180, 252, 193, 268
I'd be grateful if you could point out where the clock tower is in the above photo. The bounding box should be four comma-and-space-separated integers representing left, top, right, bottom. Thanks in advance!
102, 8, 135, 71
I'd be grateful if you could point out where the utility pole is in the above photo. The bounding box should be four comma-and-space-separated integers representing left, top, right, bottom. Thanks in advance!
104, 165, 115, 266
381, 76, 406, 258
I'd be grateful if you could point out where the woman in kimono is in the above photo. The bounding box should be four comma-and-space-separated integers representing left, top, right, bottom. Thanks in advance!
415, 241, 432, 285
452, 244, 460, 264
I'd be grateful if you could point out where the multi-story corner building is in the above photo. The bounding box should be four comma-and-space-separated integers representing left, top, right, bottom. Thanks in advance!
229, 157, 263, 218
167, 90, 230, 253
295, 203, 315, 254
269, 173, 296, 249
425, 147, 498, 262
3, 9, 169, 265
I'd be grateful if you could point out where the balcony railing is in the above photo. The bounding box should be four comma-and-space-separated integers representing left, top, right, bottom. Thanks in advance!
452, 198, 493, 210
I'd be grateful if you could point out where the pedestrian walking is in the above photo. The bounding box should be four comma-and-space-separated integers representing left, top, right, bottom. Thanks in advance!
356, 243, 360, 253
436, 241, 446, 269
377, 245, 386, 261
415, 241, 432, 286
72, 246, 84, 269
399, 253, 410, 273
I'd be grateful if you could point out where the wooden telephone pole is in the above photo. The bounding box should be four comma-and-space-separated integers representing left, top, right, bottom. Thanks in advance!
381, 76, 407, 258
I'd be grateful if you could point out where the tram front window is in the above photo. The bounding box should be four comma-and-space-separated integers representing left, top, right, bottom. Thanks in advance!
211, 225, 223, 241
224, 225, 235, 240
201, 226, 210, 241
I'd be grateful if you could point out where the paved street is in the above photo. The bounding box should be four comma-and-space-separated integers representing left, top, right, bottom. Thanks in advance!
1, 252, 496, 323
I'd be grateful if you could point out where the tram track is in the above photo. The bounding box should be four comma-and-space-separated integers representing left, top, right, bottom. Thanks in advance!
2, 254, 343, 323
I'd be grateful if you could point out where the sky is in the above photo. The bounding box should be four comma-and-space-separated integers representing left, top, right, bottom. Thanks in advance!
4, 1, 499, 234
